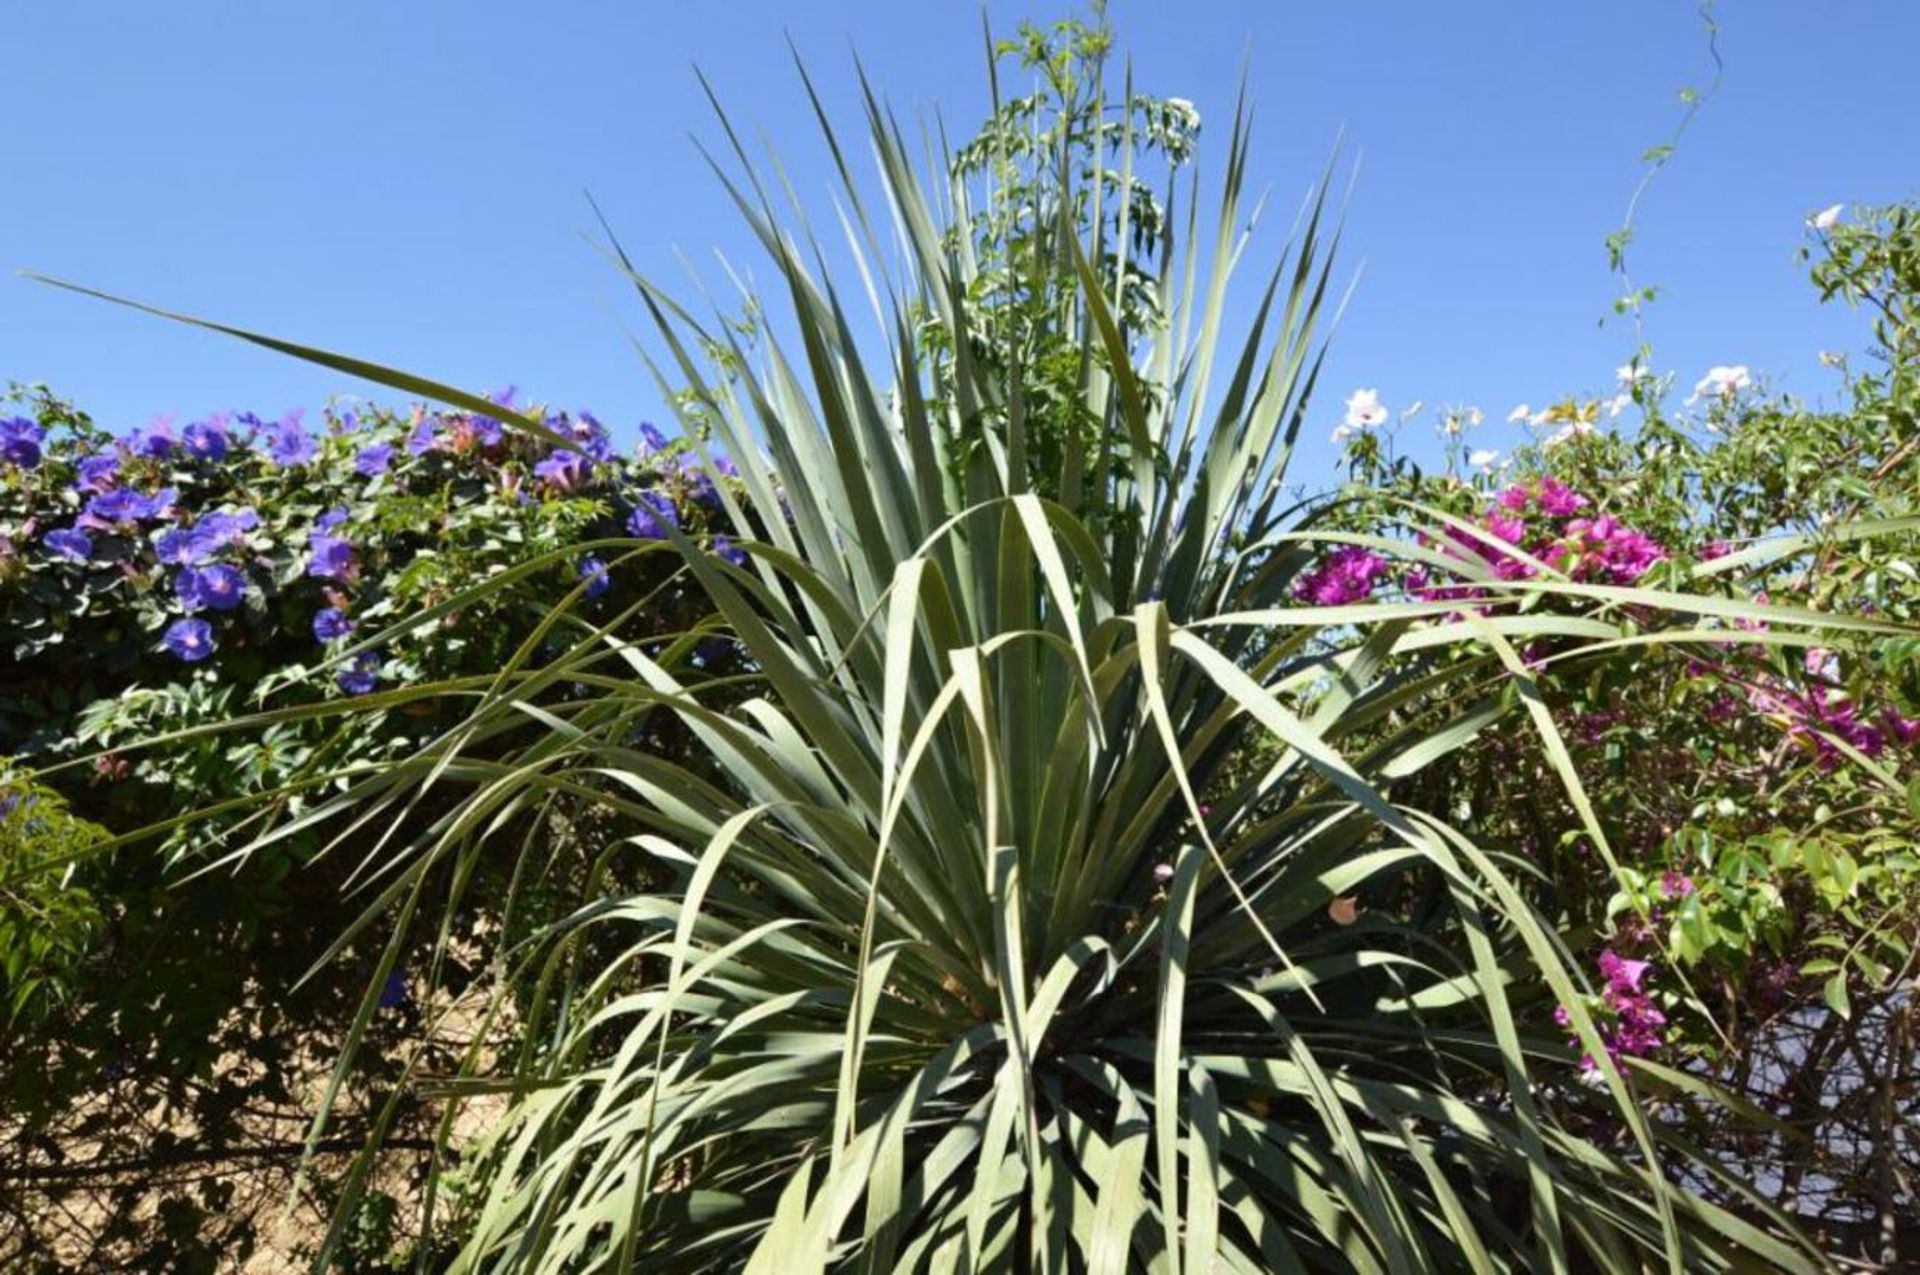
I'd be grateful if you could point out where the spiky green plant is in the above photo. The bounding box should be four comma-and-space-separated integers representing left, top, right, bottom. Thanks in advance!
38, 21, 1889, 1274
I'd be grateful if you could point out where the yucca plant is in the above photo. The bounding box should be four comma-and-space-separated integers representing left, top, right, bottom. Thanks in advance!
41, 17, 1890, 1273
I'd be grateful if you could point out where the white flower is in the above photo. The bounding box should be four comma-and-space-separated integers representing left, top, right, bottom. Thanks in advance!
1342, 388, 1389, 431
1615, 363, 1652, 386
1818, 350, 1844, 368
1438, 405, 1484, 436
1469, 448, 1500, 472
1606, 393, 1632, 419
1688, 364, 1752, 404
1507, 404, 1531, 423
1542, 420, 1596, 449
1809, 204, 1844, 232
1400, 400, 1424, 422
1330, 423, 1353, 444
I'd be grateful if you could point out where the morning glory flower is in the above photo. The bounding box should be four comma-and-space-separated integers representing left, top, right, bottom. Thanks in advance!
128, 422, 177, 459
312, 606, 355, 641
263, 415, 318, 466
87, 487, 168, 523
315, 507, 350, 533
155, 527, 214, 566
175, 563, 248, 612
193, 509, 259, 550
1, 417, 46, 468
74, 453, 119, 492
1469, 448, 1500, 472
337, 652, 381, 695
625, 490, 679, 539
407, 416, 441, 455
183, 420, 229, 460
711, 535, 748, 566
533, 448, 593, 492
578, 556, 612, 598
1809, 204, 1844, 232
307, 532, 355, 581
163, 617, 216, 662
43, 527, 92, 562
354, 442, 395, 476
682, 465, 719, 508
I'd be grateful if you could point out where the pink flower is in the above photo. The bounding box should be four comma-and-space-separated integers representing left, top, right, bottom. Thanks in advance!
1660, 869, 1695, 899
1295, 545, 1391, 606
1596, 949, 1651, 994
1535, 476, 1586, 518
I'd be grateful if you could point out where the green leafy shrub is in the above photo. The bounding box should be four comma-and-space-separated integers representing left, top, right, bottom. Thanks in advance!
0, 767, 107, 1026
1318, 201, 1920, 1255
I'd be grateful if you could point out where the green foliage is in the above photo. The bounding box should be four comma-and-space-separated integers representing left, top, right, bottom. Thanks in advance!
0, 766, 107, 1024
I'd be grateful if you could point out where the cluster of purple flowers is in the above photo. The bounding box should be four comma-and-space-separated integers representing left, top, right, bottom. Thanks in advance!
10, 400, 747, 699
1294, 544, 1391, 606
1561, 514, 1665, 585
1555, 949, 1667, 1072
1412, 476, 1667, 601
1749, 682, 1920, 769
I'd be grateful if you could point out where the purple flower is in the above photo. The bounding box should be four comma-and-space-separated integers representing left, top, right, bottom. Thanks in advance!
488, 384, 519, 408
1535, 476, 1587, 518
639, 422, 671, 453
1660, 870, 1695, 899
354, 442, 395, 477
533, 448, 593, 492
377, 971, 410, 1009
312, 606, 355, 641
75, 453, 119, 493
163, 617, 216, 662
193, 509, 259, 550
183, 420, 229, 460
128, 421, 176, 459
578, 555, 612, 598
683, 465, 719, 509
307, 532, 355, 581
315, 507, 350, 533
337, 652, 381, 695
1, 417, 46, 468
1294, 545, 1390, 606
175, 563, 248, 612
263, 414, 318, 467
625, 490, 679, 539
712, 454, 739, 478
155, 527, 214, 566
43, 527, 92, 562
1596, 950, 1651, 994
86, 487, 166, 523
564, 414, 614, 463
1495, 484, 1531, 512
711, 535, 748, 567
407, 417, 441, 456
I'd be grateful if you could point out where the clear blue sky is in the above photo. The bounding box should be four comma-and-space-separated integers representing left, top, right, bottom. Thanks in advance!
5, 2, 1916, 477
